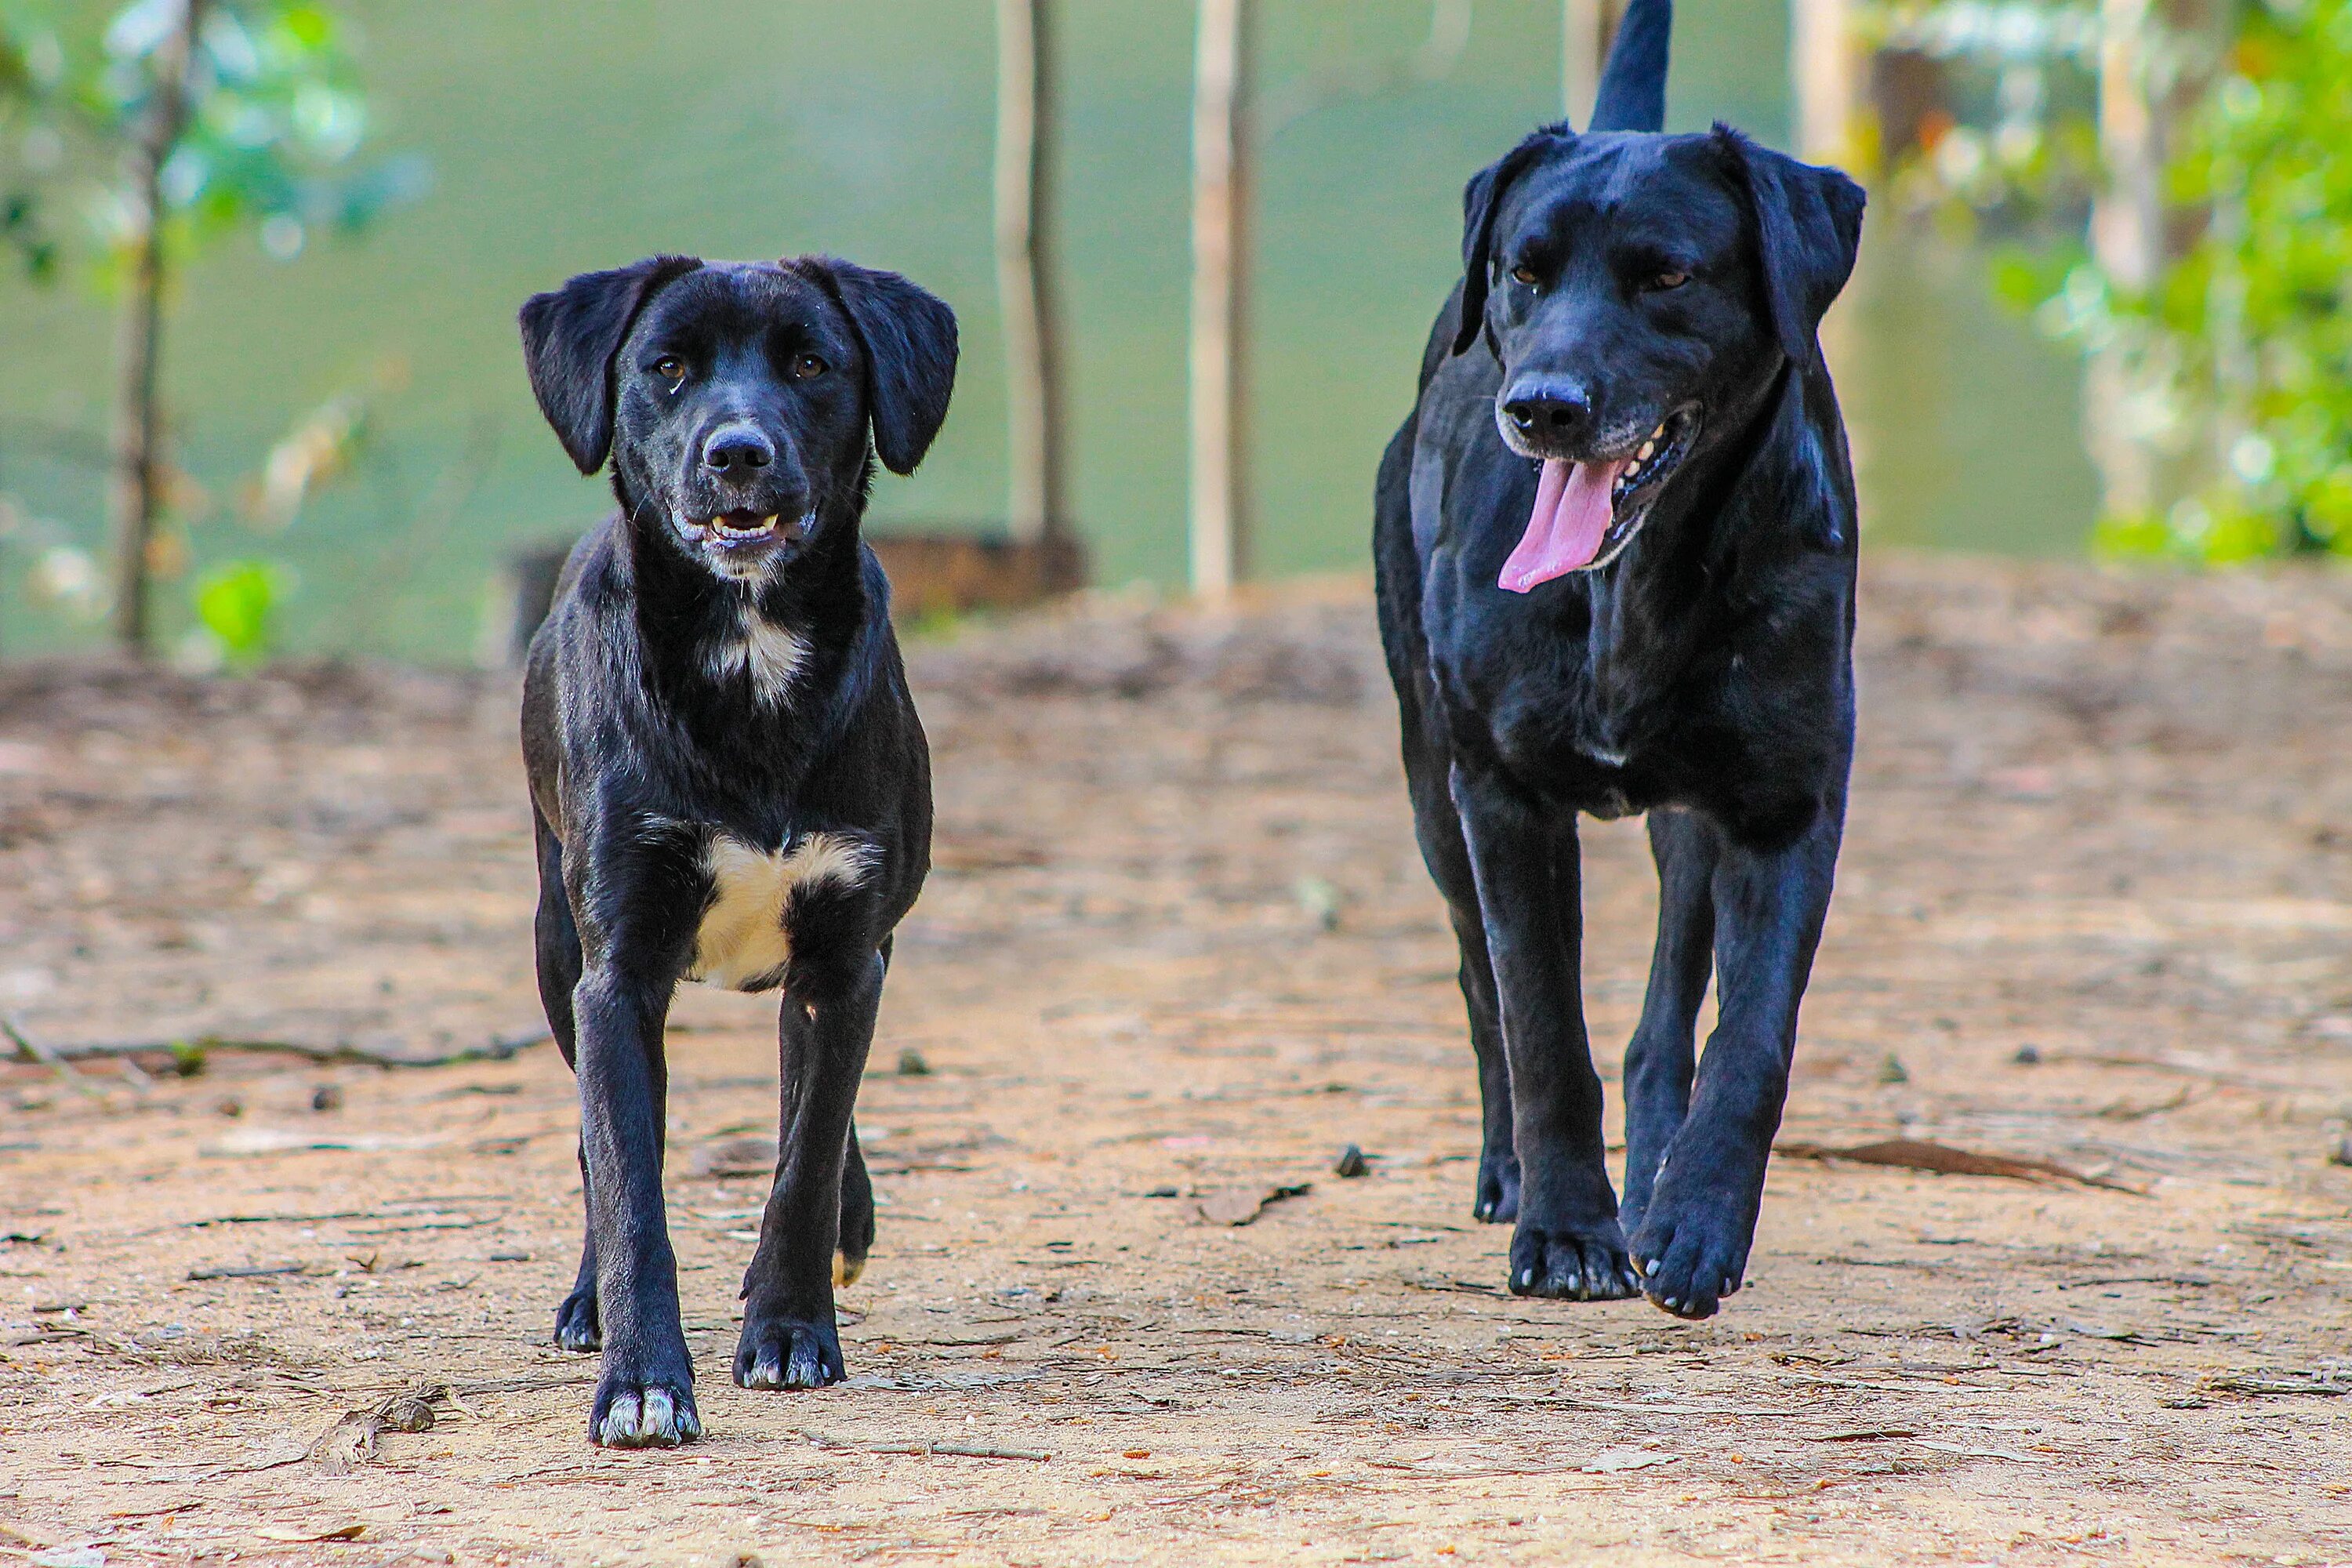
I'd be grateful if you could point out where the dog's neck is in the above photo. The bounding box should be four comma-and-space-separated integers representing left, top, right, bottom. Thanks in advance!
1573, 356, 1838, 719
1618, 355, 1820, 581
610, 481, 872, 717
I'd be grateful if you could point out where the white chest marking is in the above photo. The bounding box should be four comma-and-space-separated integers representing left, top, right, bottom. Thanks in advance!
704, 612, 809, 706
688, 830, 875, 991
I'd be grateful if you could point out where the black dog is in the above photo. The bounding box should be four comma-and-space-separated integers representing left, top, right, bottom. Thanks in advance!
517, 254, 954, 1445
1374, 0, 1864, 1319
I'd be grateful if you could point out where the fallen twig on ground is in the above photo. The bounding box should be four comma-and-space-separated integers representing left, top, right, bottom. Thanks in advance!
1774, 1138, 2147, 1195
186, 1263, 307, 1281
797, 1428, 1049, 1461
1, 1015, 105, 1099
1194, 1182, 1312, 1226
2200, 1370, 2352, 1399
7, 1029, 552, 1072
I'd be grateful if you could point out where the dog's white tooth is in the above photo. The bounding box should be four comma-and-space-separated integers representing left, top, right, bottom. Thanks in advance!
1637, 441, 1655, 461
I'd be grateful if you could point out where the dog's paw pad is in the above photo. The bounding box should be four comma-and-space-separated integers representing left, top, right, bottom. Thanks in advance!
1507, 1222, 1640, 1301
590, 1378, 700, 1448
735, 1317, 845, 1392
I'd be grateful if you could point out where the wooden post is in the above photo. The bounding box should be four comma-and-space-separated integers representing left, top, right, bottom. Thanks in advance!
994, 0, 1068, 547
1563, 0, 1621, 125
107, 0, 205, 658
1791, 0, 1856, 162
1188, 0, 1252, 600
2085, 0, 2161, 522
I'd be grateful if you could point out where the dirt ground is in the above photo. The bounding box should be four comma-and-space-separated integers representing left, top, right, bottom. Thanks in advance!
2, 553, 2350, 1566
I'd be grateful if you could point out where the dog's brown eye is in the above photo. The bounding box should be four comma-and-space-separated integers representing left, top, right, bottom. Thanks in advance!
1510, 265, 1538, 285
791, 353, 827, 381
654, 356, 685, 383
1652, 270, 1690, 291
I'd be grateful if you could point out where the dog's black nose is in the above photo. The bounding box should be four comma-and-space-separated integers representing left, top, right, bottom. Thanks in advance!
1502, 383, 1593, 440
702, 425, 775, 474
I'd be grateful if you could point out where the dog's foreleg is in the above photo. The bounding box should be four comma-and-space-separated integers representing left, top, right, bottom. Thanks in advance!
1619, 808, 1722, 1234
735, 948, 884, 1392
573, 967, 699, 1446
1450, 764, 1639, 1302
1627, 805, 1842, 1319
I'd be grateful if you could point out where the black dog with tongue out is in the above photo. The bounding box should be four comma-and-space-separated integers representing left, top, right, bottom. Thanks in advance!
516, 253, 953, 1446
1374, 0, 1865, 1319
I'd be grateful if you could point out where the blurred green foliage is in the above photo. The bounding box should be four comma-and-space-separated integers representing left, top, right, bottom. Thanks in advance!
2125, 0, 2352, 558
0, 0, 419, 657
190, 555, 289, 662
0, 0, 64, 278
1881, 0, 2352, 561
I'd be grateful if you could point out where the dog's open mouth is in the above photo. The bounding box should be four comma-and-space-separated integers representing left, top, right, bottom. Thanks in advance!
684, 510, 812, 549
1499, 406, 1700, 593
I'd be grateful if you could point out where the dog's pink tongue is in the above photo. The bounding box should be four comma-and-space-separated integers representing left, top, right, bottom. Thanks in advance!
1499, 458, 1626, 593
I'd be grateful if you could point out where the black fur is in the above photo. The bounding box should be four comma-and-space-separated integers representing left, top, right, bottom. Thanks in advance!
1374, 0, 1866, 1319
517, 253, 955, 1445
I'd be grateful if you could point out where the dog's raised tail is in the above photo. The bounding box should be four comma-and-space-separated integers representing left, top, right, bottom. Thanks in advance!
1586, 0, 1671, 134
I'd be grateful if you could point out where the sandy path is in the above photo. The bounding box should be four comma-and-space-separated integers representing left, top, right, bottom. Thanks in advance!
2, 554, 2348, 1566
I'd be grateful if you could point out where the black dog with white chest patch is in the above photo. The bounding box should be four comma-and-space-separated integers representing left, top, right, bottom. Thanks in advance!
1374, 0, 1865, 1319
517, 253, 953, 1445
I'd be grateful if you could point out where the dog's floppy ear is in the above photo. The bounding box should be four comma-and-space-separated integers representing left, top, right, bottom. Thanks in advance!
799, 257, 960, 476
1719, 128, 1865, 366
1453, 125, 1570, 358
519, 255, 702, 474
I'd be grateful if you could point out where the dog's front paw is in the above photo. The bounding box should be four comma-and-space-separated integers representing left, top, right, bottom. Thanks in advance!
1508, 1218, 1641, 1301
553, 1286, 601, 1353
735, 1314, 844, 1391
1627, 1196, 1753, 1320
1472, 1149, 1522, 1224
590, 1372, 701, 1448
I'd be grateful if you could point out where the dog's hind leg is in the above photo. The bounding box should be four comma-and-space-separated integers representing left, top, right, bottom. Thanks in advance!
1450, 908, 1519, 1223
735, 948, 884, 1392
1619, 808, 1721, 1236
1406, 735, 1519, 1222
1450, 764, 1639, 1301
836, 1123, 875, 1286
532, 812, 602, 1354
830, 935, 888, 1282
1628, 802, 1843, 1320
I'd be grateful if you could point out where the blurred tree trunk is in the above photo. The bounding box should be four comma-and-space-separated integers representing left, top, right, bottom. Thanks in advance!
995, 0, 1068, 548
2086, 0, 2229, 529
1563, 0, 1620, 125
1791, 0, 1857, 162
1188, 0, 1252, 599
109, 0, 205, 659
2087, 0, 2161, 526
